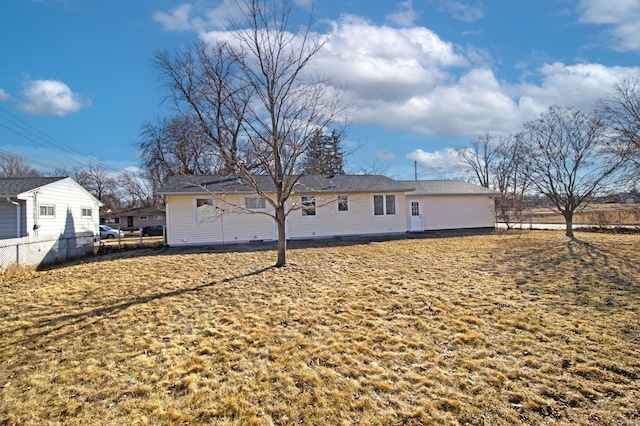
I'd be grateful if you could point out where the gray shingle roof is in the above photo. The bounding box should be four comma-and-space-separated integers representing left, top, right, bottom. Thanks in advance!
159, 174, 413, 195
0, 177, 67, 197
399, 180, 499, 196
118, 206, 166, 215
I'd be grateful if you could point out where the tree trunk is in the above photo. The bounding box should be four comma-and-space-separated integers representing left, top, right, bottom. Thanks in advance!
564, 211, 574, 239
275, 205, 287, 267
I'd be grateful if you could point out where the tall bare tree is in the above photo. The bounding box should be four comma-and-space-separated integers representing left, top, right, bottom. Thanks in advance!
137, 115, 226, 193
118, 169, 156, 208
0, 153, 40, 177
74, 161, 118, 209
492, 134, 532, 228
597, 76, 640, 180
155, 0, 343, 267
520, 105, 629, 238
456, 133, 501, 188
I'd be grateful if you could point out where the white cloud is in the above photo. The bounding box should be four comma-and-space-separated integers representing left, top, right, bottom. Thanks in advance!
317, 15, 467, 101
406, 148, 463, 174
154, 1, 272, 33
386, 1, 419, 27
578, 0, 640, 51
153, 4, 197, 32
0, 88, 9, 101
19, 79, 91, 117
438, 0, 485, 22
159, 6, 640, 142
513, 62, 639, 113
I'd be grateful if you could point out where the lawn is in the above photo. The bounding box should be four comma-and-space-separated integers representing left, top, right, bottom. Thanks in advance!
1, 231, 639, 425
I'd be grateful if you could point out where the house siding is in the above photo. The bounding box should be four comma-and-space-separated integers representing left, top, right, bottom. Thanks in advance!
418, 195, 495, 230
24, 178, 100, 238
124, 215, 165, 231
288, 192, 407, 239
166, 192, 409, 246
166, 194, 273, 246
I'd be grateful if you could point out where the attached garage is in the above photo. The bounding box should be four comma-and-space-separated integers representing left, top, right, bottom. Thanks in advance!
401, 181, 497, 231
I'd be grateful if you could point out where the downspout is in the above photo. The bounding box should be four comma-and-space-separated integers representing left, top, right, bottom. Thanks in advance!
7, 197, 21, 237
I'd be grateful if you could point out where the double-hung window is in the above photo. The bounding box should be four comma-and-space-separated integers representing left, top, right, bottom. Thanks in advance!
81, 207, 92, 218
196, 198, 215, 221
373, 195, 396, 216
301, 196, 316, 216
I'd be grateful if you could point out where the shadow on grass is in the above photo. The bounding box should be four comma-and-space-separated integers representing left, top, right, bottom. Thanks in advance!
506, 233, 640, 310
0, 265, 274, 356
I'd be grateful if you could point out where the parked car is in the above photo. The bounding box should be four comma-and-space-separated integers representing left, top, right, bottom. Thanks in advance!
141, 225, 164, 237
99, 225, 124, 239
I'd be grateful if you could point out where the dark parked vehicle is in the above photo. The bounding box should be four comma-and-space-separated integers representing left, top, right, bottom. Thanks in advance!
141, 225, 164, 237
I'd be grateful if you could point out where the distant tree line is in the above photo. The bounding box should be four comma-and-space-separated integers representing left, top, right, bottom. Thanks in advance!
457, 76, 640, 237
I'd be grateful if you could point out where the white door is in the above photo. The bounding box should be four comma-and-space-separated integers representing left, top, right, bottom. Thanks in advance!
409, 200, 422, 231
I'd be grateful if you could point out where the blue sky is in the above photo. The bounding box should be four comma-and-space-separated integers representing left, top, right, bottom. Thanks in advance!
1, 0, 639, 180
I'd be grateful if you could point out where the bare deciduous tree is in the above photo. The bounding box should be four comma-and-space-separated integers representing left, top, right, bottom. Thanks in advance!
597, 76, 640, 180
520, 105, 629, 238
118, 169, 157, 208
155, 0, 343, 267
0, 153, 40, 177
137, 115, 227, 195
456, 133, 500, 188
492, 134, 532, 228
74, 161, 118, 208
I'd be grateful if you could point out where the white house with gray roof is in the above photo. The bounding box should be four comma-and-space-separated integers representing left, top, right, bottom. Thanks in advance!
0, 177, 102, 268
159, 175, 498, 247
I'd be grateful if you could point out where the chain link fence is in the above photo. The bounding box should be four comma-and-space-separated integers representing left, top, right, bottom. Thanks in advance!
0, 232, 95, 271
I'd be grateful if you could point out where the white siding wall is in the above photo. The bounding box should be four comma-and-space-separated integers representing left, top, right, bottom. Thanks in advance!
166, 194, 274, 246
22, 178, 101, 238
166, 192, 408, 246
288, 192, 407, 239
419, 195, 495, 230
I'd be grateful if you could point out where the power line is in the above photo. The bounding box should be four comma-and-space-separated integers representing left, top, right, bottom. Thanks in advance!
0, 148, 59, 172
0, 107, 119, 172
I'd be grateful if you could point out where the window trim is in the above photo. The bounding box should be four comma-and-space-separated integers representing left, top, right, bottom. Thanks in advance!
195, 198, 216, 221
139, 215, 149, 221
373, 194, 396, 216
39, 204, 55, 218
301, 195, 316, 216
81, 207, 93, 218
245, 197, 267, 210
337, 195, 349, 212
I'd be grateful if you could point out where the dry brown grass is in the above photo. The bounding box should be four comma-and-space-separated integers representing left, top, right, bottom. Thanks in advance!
1, 231, 639, 425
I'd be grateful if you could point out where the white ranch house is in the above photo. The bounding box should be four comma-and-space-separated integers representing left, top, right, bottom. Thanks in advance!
159, 175, 497, 247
